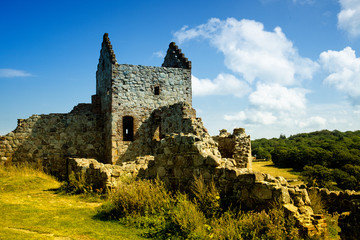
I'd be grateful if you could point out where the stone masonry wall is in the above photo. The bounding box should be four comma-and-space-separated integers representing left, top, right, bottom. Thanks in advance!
309, 187, 360, 239
94, 34, 192, 165
213, 128, 252, 168
0, 108, 104, 179
95, 33, 116, 164
110, 102, 205, 165
138, 128, 326, 237
109, 64, 192, 164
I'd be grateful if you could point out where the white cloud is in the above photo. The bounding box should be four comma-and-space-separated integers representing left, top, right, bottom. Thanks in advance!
338, 0, 360, 37
192, 74, 251, 98
153, 51, 164, 58
320, 47, 360, 101
249, 83, 308, 113
174, 18, 318, 85
225, 110, 277, 125
0, 68, 32, 78
224, 83, 308, 126
297, 116, 327, 128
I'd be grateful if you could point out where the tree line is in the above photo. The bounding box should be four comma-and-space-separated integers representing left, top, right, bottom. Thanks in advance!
252, 130, 360, 190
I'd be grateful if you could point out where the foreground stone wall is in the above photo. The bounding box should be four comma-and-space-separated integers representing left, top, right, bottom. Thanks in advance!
0, 108, 104, 178
309, 187, 360, 240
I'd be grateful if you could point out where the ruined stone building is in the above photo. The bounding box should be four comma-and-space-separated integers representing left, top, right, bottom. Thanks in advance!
0, 33, 251, 178
0, 34, 337, 237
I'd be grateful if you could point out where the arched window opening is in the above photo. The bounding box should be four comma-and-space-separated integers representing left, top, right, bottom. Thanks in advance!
123, 116, 134, 141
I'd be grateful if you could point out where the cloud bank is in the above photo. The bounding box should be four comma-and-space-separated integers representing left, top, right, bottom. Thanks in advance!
338, 0, 360, 37
192, 74, 251, 98
175, 18, 319, 131
320, 47, 360, 103
174, 16, 360, 137
175, 18, 318, 85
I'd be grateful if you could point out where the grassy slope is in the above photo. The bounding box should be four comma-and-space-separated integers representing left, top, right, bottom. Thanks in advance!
252, 160, 301, 184
0, 166, 145, 240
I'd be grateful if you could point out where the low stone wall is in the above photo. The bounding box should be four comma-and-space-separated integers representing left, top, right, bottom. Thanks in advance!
67, 157, 152, 191
0, 110, 105, 179
309, 187, 360, 239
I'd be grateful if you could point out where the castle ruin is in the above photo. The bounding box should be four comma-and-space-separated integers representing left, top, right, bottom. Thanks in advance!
0, 34, 332, 237
0, 33, 251, 178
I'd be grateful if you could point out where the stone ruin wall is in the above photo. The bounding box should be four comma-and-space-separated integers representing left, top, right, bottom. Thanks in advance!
309, 187, 360, 239
0, 106, 104, 179
213, 128, 252, 169
108, 64, 192, 165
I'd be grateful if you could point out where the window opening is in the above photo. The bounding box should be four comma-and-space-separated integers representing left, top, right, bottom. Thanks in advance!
123, 116, 134, 141
154, 86, 160, 95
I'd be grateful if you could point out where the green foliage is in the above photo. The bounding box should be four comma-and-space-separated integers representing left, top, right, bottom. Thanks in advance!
252, 129, 360, 190
308, 190, 341, 239
98, 178, 172, 220
98, 176, 314, 239
300, 165, 334, 189
59, 171, 94, 194
191, 175, 221, 218
210, 208, 300, 240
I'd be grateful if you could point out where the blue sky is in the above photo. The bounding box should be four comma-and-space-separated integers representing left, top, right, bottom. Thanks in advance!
1, 0, 360, 139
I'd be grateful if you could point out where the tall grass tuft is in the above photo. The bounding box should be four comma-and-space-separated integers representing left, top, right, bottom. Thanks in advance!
191, 175, 221, 218
97, 178, 173, 221
0, 163, 59, 192
59, 171, 94, 194
210, 208, 301, 240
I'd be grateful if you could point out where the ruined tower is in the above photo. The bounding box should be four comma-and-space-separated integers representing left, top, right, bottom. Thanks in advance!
94, 33, 192, 164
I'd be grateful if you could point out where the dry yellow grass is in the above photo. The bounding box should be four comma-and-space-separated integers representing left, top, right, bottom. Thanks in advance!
252, 160, 301, 184
0, 165, 145, 240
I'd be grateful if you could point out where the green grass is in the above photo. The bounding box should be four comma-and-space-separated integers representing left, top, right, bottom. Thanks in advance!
0, 165, 145, 240
252, 160, 302, 184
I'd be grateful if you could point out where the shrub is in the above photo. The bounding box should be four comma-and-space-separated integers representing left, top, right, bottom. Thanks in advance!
308, 190, 326, 214
153, 193, 207, 239
300, 165, 334, 188
97, 178, 173, 220
59, 171, 93, 194
191, 175, 221, 218
210, 208, 300, 240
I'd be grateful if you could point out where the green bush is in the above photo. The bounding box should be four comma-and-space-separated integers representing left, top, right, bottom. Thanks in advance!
59, 171, 93, 194
152, 193, 207, 239
191, 175, 221, 218
210, 208, 300, 240
300, 165, 334, 188
98, 178, 172, 220
97, 176, 310, 239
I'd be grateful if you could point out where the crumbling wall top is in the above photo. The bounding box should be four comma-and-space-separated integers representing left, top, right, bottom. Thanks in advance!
102, 33, 117, 64
162, 42, 191, 69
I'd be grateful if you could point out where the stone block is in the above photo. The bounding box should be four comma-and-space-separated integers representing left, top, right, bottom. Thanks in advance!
205, 156, 221, 167
283, 203, 298, 215
236, 173, 256, 184
251, 183, 273, 200
193, 155, 204, 166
